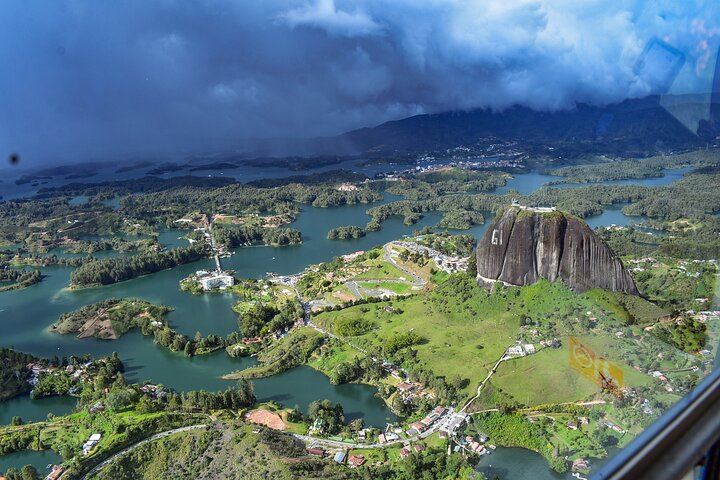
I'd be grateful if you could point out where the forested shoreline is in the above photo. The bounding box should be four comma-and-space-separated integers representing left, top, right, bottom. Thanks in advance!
69, 245, 207, 288
212, 224, 302, 248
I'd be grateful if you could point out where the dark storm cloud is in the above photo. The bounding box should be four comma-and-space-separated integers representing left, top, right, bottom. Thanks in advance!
0, 0, 718, 165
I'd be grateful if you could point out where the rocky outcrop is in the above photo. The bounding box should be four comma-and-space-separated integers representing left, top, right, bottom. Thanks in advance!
476, 207, 638, 295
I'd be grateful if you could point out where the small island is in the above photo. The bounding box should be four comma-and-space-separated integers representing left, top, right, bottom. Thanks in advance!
327, 225, 366, 240
0, 268, 41, 292
50, 298, 171, 340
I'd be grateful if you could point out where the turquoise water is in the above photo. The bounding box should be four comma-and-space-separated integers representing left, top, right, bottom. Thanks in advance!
0, 165, 692, 473
0, 395, 78, 425
0, 449, 61, 477
476, 447, 573, 480
497, 167, 692, 196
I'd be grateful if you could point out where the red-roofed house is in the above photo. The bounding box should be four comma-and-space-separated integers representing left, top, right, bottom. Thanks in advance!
397, 382, 414, 392
400, 447, 411, 459
349, 455, 366, 467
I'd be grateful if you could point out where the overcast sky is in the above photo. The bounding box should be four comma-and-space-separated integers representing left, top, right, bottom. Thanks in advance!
1, 0, 718, 166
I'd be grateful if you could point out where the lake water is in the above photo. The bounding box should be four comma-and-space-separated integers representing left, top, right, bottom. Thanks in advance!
0, 449, 61, 476
476, 447, 573, 480
0, 165, 691, 473
0, 395, 78, 425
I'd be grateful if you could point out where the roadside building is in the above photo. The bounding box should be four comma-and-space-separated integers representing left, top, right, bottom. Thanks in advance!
307, 447, 325, 456
82, 433, 102, 456
407, 421, 427, 435
333, 451, 346, 464
399, 447, 411, 459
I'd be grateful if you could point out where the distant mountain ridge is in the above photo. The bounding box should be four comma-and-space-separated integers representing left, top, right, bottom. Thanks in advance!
285, 95, 718, 159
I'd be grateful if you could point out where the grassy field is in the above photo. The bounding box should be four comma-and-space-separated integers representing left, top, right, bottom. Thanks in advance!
314, 275, 669, 402
314, 278, 525, 398
491, 347, 600, 405
352, 260, 408, 281
359, 281, 413, 295
307, 339, 362, 376
491, 333, 656, 406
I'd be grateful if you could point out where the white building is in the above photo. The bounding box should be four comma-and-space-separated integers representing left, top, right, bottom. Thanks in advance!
82, 433, 102, 456
200, 273, 234, 290
508, 345, 525, 357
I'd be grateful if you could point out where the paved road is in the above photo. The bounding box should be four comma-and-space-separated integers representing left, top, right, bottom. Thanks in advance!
383, 243, 425, 285
291, 415, 445, 450
345, 281, 364, 300
82, 424, 208, 479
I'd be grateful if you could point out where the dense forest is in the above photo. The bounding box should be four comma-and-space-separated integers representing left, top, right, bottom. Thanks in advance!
415, 231, 476, 256
237, 298, 304, 339
69, 245, 207, 287
327, 225, 366, 240
61, 237, 160, 254
549, 150, 720, 184
212, 224, 302, 248
0, 268, 41, 292
384, 168, 509, 200
0, 348, 36, 401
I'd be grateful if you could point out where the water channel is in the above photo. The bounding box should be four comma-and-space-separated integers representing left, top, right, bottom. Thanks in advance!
0, 166, 693, 475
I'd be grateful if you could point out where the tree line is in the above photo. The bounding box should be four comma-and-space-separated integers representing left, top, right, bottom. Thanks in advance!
69, 244, 207, 287
212, 224, 302, 248
327, 225, 366, 240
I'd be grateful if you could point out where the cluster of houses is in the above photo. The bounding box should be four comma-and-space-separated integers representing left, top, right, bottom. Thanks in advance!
650, 370, 675, 392
82, 433, 102, 456
689, 310, 720, 323
139, 383, 165, 399
341, 251, 365, 262
407, 406, 446, 435
464, 433, 490, 455
628, 257, 717, 278
26, 361, 95, 392
399, 443, 426, 458
336, 183, 360, 192
378, 430, 401, 444
308, 447, 366, 468
602, 419, 626, 434
396, 380, 432, 402
566, 416, 589, 430
393, 240, 468, 275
